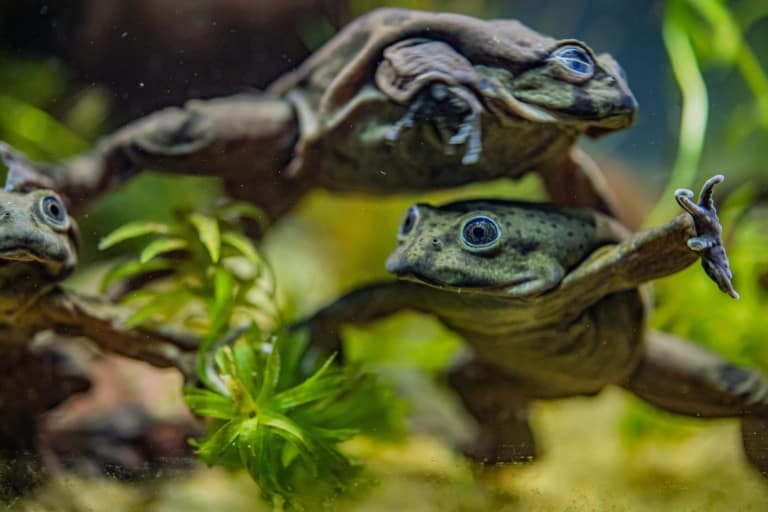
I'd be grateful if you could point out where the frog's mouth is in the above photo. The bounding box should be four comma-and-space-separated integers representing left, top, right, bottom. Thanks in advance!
391, 268, 553, 298
0, 247, 65, 275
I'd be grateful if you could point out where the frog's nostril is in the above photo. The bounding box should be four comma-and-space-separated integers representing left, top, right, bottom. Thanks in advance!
431, 238, 442, 251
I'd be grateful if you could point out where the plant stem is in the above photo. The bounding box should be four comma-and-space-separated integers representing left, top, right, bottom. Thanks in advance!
648, 1, 709, 224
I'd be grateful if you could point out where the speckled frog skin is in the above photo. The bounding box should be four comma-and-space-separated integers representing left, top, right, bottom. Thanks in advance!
4, 8, 635, 220
301, 177, 768, 476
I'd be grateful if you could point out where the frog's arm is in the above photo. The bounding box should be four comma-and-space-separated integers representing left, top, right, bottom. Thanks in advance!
1, 95, 299, 218
560, 175, 738, 299
40, 290, 197, 379
295, 280, 431, 356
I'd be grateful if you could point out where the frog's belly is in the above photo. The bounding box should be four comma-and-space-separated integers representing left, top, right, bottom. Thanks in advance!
308, 91, 575, 193
446, 291, 646, 395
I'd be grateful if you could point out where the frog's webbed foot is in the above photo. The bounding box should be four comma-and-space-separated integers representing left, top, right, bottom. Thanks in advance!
674, 174, 739, 299
385, 83, 483, 165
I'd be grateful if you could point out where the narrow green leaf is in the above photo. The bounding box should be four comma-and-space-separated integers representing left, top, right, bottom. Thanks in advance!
304, 425, 359, 442
232, 337, 259, 398
221, 231, 261, 265
183, 387, 236, 419
121, 294, 171, 328
273, 373, 346, 411
100, 258, 173, 291
98, 221, 170, 250
195, 419, 244, 464
207, 268, 235, 345
276, 329, 309, 390
217, 201, 270, 230
240, 423, 287, 499
139, 237, 188, 263
188, 213, 220, 263
261, 412, 318, 475
257, 339, 282, 403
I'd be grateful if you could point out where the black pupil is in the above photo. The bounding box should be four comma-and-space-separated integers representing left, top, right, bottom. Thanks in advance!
463, 217, 499, 247
44, 197, 64, 221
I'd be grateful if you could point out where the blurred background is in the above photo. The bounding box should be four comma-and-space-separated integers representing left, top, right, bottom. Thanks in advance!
1, 0, 768, 509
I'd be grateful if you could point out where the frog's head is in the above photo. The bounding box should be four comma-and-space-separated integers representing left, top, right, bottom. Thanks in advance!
0, 145, 78, 279
477, 41, 637, 137
385, 201, 600, 297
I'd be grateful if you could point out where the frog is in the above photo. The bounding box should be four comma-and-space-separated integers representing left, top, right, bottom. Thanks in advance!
298, 175, 768, 477
0, 157, 201, 492
3, 7, 636, 222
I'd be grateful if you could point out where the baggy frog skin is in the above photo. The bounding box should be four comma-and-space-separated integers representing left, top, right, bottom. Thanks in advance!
299, 177, 768, 476
4, 8, 635, 221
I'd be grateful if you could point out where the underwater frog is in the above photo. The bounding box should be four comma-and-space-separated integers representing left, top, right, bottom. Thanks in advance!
8, 8, 635, 220
0, 165, 199, 482
300, 176, 768, 476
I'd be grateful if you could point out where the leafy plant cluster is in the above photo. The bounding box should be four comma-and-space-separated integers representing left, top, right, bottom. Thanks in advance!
100, 204, 402, 507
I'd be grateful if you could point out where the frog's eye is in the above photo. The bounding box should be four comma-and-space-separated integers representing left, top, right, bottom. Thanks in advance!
400, 206, 419, 237
39, 195, 68, 228
461, 215, 501, 252
552, 45, 595, 83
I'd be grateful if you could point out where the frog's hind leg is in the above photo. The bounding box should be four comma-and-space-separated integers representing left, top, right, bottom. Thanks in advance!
623, 330, 768, 476
446, 356, 538, 464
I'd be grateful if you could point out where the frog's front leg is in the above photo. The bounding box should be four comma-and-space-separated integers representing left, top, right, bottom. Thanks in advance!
376, 39, 485, 165
41, 291, 199, 380
674, 174, 739, 298
1, 95, 298, 215
623, 330, 768, 476
296, 281, 430, 359
562, 175, 737, 300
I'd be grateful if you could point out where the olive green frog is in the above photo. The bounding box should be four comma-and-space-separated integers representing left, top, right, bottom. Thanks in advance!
8, 8, 635, 220
300, 176, 768, 476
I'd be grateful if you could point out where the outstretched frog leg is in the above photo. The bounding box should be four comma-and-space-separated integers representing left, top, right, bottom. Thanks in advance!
297, 281, 429, 360
560, 175, 738, 302
41, 290, 198, 380
0, 95, 300, 218
623, 330, 768, 476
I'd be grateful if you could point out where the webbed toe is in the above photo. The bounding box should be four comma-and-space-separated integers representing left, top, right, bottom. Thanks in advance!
674, 174, 739, 299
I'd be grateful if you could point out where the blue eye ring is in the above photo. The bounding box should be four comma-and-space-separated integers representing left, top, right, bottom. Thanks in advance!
461, 215, 502, 252
552, 45, 595, 82
38, 194, 68, 228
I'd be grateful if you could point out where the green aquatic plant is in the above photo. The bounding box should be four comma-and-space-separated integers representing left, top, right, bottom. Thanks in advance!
651, 0, 768, 222
185, 327, 401, 506
100, 204, 403, 507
